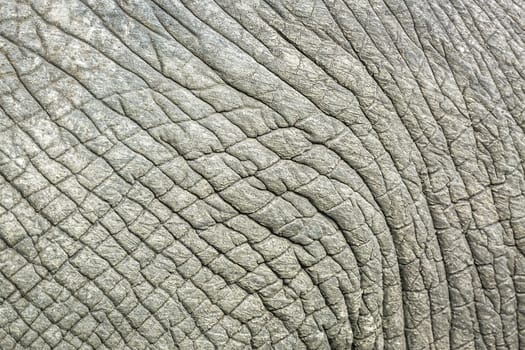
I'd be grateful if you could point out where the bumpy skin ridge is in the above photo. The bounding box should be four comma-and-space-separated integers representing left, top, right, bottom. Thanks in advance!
0, 0, 524, 349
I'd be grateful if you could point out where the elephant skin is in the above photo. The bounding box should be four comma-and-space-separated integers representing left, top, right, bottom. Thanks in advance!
0, 0, 524, 349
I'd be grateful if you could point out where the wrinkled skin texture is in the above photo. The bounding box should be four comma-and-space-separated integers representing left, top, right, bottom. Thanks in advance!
0, 0, 524, 349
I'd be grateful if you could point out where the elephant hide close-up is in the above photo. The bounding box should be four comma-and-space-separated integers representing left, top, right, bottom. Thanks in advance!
0, 0, 524, 349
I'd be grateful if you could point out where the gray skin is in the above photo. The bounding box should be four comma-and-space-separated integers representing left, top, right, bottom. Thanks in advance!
0, 0, 523, 349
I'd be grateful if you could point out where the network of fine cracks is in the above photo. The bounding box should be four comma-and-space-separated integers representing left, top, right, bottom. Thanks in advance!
0, 0, 524, 349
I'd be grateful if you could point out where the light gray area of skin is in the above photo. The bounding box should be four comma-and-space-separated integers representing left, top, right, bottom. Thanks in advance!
0, 0, 524, 349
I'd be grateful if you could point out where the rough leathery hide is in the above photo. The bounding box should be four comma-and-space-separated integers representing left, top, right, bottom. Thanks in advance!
0, 0, 524, 349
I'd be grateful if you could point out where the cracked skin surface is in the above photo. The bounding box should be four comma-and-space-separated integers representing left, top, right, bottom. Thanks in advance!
0, 0, 524, 349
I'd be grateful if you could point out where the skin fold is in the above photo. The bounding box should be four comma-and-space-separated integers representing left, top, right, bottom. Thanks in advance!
0, 0, 524, 349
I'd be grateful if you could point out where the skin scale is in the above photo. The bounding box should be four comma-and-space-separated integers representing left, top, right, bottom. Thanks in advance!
0, 0, 523, 349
